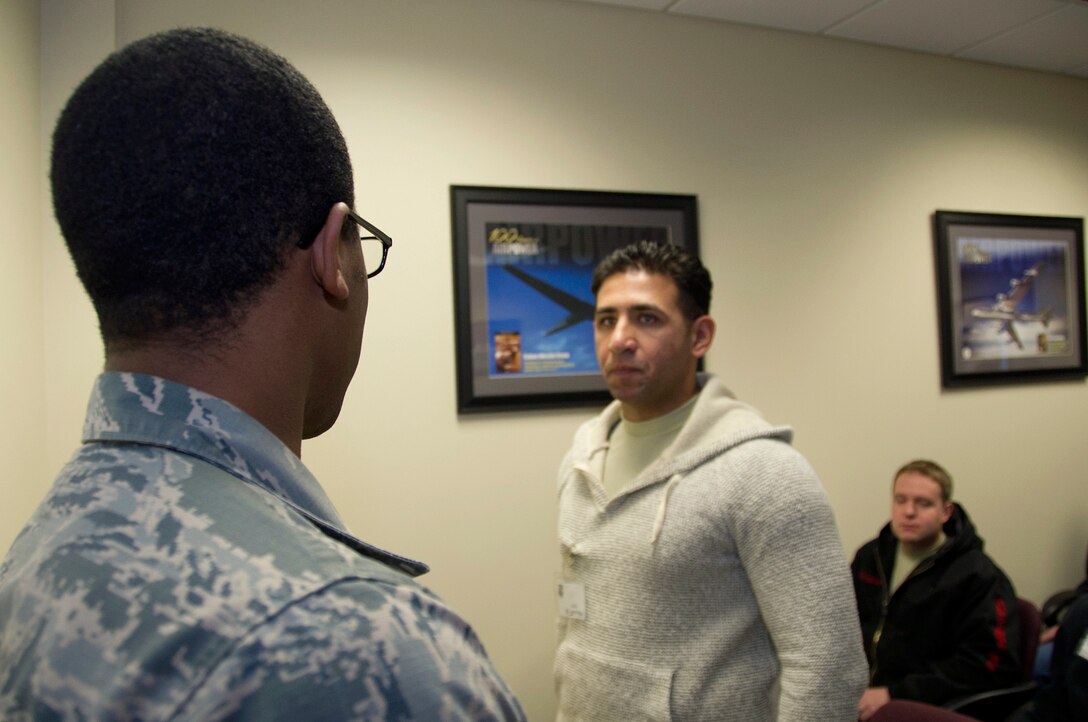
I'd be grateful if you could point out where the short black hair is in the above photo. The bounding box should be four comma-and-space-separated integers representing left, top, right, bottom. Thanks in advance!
51, 27, 354, 349
591, 240, 712, 320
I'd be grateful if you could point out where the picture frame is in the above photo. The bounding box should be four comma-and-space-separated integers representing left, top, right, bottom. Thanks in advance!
933, 210, 1086, 388
451, 185, 699, 413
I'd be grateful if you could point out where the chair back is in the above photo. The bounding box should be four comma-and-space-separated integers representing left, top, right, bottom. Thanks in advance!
870, 700, 976, 721
941, 596, 1042, 720
1016, 597, 1041, 682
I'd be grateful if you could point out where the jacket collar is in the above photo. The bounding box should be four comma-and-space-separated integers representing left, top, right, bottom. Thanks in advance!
82, 372, 429, 577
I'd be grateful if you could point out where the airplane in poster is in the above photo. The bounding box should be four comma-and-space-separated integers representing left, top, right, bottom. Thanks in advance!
967, 263, 1051, 349
501, 265, 594, 336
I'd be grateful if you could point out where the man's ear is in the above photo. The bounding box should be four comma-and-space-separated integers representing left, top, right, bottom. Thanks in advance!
691, 315, 715, 358
309, 203, 350, 300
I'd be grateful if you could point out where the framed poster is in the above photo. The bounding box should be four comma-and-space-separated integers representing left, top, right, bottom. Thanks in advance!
934, 210, 1086, 388
451, 185, 699, 413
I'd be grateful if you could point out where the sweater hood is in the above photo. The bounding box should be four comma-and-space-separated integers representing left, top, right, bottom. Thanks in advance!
579, 374, 792, 485
656, 374, 793, 476
567, 374, 794, 542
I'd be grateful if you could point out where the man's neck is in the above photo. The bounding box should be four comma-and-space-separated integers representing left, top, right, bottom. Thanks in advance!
106, 342, 308, 457
899, 531, 946, 558
619, 376, 701, 423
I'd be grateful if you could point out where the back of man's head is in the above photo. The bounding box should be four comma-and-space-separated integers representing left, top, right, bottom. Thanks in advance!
51, 27, 353, 351
591, 240, 712, 321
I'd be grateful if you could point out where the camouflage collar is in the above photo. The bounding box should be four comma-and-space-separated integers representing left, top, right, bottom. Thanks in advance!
82, 372, 428, 577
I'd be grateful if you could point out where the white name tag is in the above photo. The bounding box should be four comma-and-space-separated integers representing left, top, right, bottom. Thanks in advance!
558, 582, 586, 620
1077, 630, 1088, 662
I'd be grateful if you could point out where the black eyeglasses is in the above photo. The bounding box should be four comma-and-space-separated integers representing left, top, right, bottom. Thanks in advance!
346, 209, 393, 278
296, 208, 393, 279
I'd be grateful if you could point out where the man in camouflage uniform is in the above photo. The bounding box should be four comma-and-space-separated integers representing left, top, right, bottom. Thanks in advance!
0, 28, 523, 721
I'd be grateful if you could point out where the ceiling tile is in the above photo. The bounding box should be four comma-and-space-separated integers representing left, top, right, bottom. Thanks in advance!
957, 4, 1088, 71
825, 0, 1067, 55
554, 0, 1088, 78
669, 0, 876, 34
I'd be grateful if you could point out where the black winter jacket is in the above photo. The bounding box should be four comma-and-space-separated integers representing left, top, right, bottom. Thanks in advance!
851, 503, 1022, 705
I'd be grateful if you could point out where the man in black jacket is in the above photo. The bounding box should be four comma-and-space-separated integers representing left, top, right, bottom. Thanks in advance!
852, 459, 1021, 721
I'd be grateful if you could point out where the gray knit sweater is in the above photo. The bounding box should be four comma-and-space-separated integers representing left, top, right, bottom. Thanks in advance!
555, 375, 866, 721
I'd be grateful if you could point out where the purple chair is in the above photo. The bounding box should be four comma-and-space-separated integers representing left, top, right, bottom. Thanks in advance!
943, 597, 1041, 721
871, 597, 1042, 722
871, 700, 977, 722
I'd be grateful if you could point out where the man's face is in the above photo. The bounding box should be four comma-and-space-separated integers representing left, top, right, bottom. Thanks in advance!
890, 471, 952, 552
593, 269, 705, 422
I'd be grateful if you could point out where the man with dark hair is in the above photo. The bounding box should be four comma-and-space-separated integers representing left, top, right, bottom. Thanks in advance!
852, 459, 1021, 720
554, 240, 867, 721
0, 28, 523, 720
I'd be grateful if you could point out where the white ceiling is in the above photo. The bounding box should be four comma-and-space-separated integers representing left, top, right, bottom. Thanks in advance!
561, 0, 1088, 79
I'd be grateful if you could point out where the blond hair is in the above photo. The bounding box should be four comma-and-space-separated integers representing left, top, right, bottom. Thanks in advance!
894, 459, 953, 502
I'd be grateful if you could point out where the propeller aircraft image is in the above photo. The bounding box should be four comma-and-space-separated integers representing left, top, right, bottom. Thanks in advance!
966, 264, 1051, 349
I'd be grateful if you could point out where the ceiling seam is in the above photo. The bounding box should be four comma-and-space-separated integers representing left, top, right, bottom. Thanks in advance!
949, 3, 1072, 58
818, 0, 890, 35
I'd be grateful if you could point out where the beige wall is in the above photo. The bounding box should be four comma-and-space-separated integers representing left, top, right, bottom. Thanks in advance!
39, 0, 116, 472
9, 0, 1088, 718
1, 0, 44, 545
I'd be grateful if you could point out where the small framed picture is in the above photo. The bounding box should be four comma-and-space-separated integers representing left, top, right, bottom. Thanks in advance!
934, 210, 1086, 387
451, 185, 698, 412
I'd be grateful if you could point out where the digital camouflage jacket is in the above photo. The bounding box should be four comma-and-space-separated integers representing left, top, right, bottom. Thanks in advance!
0, 373, 523, 721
